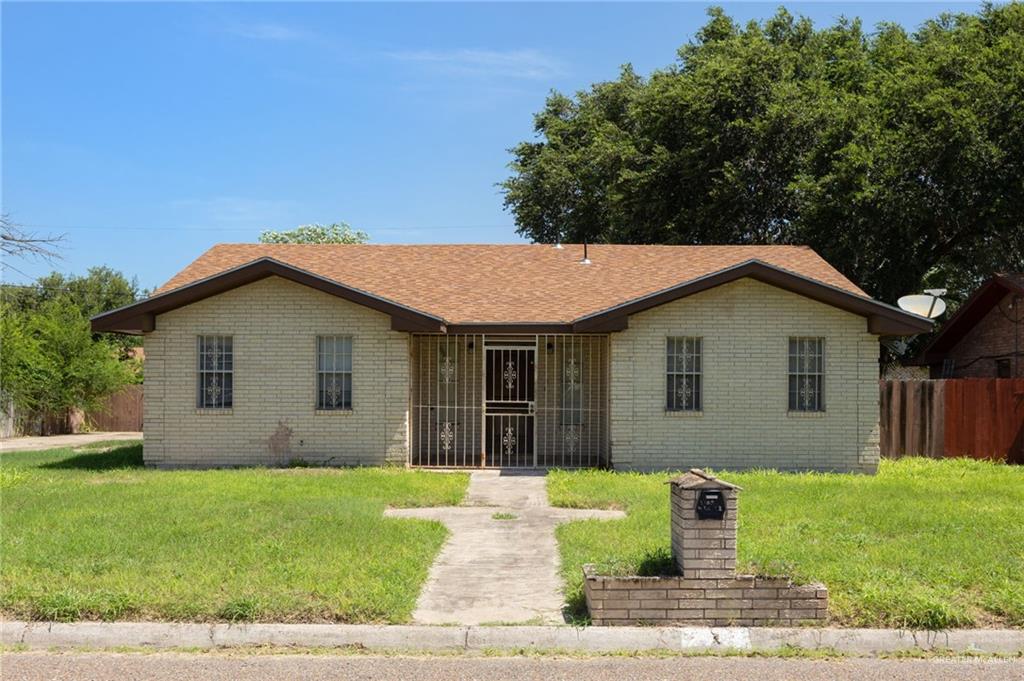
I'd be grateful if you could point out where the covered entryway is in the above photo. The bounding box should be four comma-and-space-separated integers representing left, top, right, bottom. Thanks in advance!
410, 334, 609, 468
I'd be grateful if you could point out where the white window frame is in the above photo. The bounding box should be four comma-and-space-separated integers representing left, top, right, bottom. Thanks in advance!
317, 335, 353, 410
666, 337, 702, 412
196, 335, 233, 409
788, 337, 825, 412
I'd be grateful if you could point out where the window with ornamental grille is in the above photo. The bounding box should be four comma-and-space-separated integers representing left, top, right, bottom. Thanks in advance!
197, 335, 233, 409
438, 341, 458, 402
561, 348, 583, 425
317, 336, 352, 410
788, 337, 825, 412
666, 337, 702, 411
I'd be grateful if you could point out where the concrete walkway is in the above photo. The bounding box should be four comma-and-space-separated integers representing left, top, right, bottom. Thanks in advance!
385, 471, 625, 625
0, 432, 142, 453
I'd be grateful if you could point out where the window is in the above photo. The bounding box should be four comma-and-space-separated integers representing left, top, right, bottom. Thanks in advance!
995, 358, 1011, 378
561, 349, 583, 425
438, 341, 458, 402
789, 337, 825, 412
667, 337, 702, 411
317, 336, 352, 410
197, 335, 233, 409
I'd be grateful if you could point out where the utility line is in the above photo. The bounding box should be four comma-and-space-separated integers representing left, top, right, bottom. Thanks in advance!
18, 222, 519, 233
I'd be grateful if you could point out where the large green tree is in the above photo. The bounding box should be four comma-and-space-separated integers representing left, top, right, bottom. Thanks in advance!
6, 266, 142, 319
2, 266, 144, 358
259, 222, 369, 245
502, 4, 1024, 305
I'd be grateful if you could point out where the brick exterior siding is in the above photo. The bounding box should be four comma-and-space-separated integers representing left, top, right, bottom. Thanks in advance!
609, 279, 880, 473
142, 275, 881, 471
142, 277, 409, 467
584, 571, 827, 626
939, 290, 1023, 378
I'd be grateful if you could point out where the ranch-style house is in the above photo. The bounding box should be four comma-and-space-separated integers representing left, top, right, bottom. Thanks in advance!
92, 244, 930, 472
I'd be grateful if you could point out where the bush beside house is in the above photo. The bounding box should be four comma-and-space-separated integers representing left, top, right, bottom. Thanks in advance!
1, 267, 142, 436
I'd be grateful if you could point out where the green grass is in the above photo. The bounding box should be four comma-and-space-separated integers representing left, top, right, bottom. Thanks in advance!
549, 458, 1024, 630
0, 442, 468, 623
491, 512, 518, 520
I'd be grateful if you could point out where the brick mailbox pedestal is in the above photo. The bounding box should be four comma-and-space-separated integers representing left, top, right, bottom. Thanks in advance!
584, 469, 828, 626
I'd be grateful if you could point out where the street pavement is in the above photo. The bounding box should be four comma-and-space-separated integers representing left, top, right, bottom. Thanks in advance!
2, 652, 1022, 681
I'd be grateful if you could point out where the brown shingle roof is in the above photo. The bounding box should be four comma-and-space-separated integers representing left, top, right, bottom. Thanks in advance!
154, 243, 868, 324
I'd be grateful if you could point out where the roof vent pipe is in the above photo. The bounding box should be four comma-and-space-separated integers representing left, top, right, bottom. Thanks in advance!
580, 241, 591, 265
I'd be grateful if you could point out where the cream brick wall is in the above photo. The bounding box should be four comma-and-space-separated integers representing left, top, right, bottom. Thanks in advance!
609, 279, 880, 473
143, 276, 409, 467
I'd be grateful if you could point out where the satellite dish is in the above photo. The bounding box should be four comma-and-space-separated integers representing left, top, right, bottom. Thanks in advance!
898, 294, 947, 318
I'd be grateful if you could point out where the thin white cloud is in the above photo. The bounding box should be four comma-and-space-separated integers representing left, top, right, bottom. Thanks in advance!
225, 22, 311, 42
387, 48, 566, 80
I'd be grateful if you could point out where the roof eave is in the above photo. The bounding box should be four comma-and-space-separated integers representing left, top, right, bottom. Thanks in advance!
911, 274, 1024, 364
91, 255, 932, 338
571, 259, 932, 336
90, 257, 446, 334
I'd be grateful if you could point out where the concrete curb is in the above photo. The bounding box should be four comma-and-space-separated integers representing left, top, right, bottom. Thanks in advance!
2, 621, 1022, 655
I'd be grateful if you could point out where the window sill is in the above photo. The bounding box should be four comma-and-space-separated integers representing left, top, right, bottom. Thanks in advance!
787, 410, 827, 418
315, 408, 354, 415
664, 409, 703, 417
195, 409, 233, 415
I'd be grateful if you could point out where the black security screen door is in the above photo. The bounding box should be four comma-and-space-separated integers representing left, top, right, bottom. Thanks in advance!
484, 345, 535, 467
410, 333, 609, 469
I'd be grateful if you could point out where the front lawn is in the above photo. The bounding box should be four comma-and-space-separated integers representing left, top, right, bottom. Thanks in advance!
0, 442, 467, 623
549, 458, 1024, 629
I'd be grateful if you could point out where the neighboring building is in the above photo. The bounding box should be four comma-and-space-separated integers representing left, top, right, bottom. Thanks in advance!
914, 274, 1024, 379
881, 364, 929, 380
92, 244, 929, 473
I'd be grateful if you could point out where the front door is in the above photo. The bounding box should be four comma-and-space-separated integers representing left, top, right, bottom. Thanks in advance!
484, 344, 535, 467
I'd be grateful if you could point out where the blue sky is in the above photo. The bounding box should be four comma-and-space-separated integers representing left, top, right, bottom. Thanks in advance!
3, 1, 982, 290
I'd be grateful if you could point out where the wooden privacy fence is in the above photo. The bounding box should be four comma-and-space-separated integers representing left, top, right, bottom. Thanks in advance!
84, 384, 143, 432
2, 385, 144, 436
880, 379, 1024, 464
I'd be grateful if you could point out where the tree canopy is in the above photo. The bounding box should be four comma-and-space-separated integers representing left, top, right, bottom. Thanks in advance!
259, 222, 369, 245
1, 299, 131, 428
2, 266, 145, 358
1, 267, 142, 430
502, 4, 1024, 305
4, 266, 142, 319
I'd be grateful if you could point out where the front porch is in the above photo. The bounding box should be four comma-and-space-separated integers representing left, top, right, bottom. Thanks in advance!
410, 334, 610, 468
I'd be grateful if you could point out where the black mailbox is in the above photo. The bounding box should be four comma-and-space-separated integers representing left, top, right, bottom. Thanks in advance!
695, 489, 726, 520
